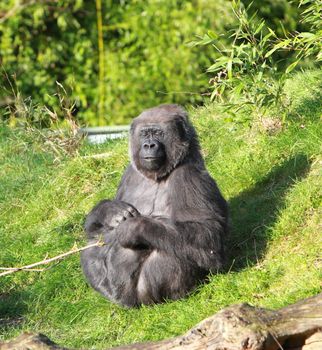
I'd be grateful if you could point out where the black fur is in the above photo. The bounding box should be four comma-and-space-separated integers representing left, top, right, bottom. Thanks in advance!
81, 104, 228, 307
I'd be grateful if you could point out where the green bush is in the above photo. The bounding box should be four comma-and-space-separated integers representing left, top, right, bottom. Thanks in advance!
191, 0, 321, 123
0, 0, 236, 125
242, 0, 304, 36
0, 0, 308, 126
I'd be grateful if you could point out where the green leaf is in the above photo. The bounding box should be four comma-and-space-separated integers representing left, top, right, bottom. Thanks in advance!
234, 82, 245, 95
262, 31, 273, 43
232, 58, 243, 64
265, 40, 291, 58
210, 89, 218, 101
299, 32, 315, 38
254, 20, 265, 35
267, 27, 277, 38
285, 60, 300, 74
186, 40, 199, 48
227, 59, 233, 79
207, 30, 218, 39
207, 57, 230, 72
57, 15, 68, 31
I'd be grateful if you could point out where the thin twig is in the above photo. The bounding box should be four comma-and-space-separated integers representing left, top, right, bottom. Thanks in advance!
0, 267, 45, 272
0, 241, 104, 277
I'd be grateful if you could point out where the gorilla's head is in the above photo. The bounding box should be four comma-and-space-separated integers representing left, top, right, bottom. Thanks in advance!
130, 104, 202, 180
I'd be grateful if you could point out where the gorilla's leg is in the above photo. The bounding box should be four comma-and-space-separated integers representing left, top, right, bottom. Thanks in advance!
104, 244, 151, 307
80, 244, 113, 299
136, 251, 197, 304
81, 241, 149, 307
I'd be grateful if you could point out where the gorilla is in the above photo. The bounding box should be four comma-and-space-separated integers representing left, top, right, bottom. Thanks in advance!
81, 104, 228, 307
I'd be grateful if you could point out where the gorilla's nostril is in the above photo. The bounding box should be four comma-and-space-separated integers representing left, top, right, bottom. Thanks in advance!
143, 141, 157, 149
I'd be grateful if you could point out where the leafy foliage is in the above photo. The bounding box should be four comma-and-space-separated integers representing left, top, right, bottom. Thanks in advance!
268, 0, 322, 63
191, 0, 321, 123
0, 0, 97, 122
0, 0, 235, 125
0, 0, 311, 125
189, 1, 285, 120
242, 0, 304, 36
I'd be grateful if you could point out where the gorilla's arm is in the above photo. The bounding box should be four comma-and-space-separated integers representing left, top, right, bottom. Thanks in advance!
117, 164, 227, 271
84, 199, 140, 241
117, 217, 224, 271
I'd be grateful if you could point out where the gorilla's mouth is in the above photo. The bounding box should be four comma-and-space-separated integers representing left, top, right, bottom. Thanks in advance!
141, 156, 165, 163
140, 156, 165, 170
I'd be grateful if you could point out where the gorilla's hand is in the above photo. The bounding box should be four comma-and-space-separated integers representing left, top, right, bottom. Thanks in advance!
117, 216, 153, 249
108, 201, 140, 229
117, 217, 166, 250
84, 200, 140, 239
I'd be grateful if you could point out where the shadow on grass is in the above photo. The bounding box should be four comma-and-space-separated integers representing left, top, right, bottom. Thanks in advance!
289, 79, 322, 121
227, 153, 311, 270
0, 291, 27, 336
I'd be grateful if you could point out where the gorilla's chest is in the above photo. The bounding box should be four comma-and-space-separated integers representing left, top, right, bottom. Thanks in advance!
119, 178, 170, 217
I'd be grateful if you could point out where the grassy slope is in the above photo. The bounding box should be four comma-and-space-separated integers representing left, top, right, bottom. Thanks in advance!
0, 70, 321, 348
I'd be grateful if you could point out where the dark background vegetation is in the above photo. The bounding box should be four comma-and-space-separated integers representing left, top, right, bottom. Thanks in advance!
0, 0, 316, 125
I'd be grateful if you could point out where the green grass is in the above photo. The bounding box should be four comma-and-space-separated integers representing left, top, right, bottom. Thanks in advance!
0, 70, 321, 348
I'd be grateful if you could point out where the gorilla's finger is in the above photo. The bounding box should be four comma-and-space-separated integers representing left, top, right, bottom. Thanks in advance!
127, 206, 140, 217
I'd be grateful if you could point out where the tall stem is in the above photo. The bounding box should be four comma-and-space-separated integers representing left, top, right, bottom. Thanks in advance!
95, 0, 106, 125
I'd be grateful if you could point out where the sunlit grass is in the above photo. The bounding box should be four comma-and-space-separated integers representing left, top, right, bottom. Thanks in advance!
0, 70, 321, 348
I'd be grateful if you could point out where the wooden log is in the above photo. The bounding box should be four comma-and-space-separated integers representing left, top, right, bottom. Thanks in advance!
1, 293, 321, 350
0, 333, 66, 350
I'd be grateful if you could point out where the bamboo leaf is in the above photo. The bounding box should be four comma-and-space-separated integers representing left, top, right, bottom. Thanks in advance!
285, 60, 300, 74
254, 20, 265, 35
267, 27, 277, 38
265, 40, 291, 57
207, 57, 230, 72
227, 59, 233, 79
299, 32, 315, 38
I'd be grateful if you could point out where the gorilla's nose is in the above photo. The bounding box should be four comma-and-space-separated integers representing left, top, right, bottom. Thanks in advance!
141, 140, 164, 159
143, 140, 157, 149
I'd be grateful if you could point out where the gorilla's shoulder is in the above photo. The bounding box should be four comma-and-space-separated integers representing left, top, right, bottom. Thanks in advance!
169, 162, 222, 197
169, 162, 208, 181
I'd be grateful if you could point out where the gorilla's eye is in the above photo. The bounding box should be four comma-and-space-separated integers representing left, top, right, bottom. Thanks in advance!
140, 130, 148, 137
154, 129, 164, 137
140, 128, 163, 138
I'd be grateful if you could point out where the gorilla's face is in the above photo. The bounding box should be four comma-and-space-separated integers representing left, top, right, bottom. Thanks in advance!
130, 105, 196, 180
138, 124, 166, 171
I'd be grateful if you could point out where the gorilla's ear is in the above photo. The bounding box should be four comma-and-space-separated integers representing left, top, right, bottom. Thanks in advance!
175, 116, 190, 141
130, 121, 137, 135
